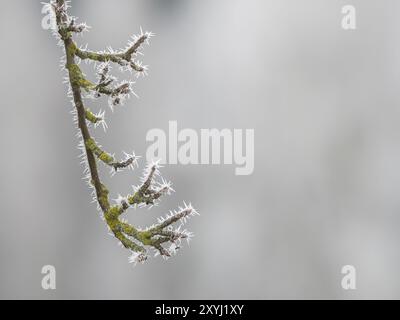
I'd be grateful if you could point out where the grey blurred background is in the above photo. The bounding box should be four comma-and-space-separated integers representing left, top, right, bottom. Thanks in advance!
1, 0, 400, 299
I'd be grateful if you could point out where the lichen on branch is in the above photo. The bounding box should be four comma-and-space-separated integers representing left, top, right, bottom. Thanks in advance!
46, 0, 198, 265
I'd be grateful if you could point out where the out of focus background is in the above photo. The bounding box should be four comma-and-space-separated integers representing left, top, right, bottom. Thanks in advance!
1, 0, 400, 299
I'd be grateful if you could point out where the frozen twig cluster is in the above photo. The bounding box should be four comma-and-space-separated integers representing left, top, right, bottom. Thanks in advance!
46, 0, 198, 265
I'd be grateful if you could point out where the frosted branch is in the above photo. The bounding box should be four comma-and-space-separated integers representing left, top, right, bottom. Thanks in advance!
48, 0, 197, 265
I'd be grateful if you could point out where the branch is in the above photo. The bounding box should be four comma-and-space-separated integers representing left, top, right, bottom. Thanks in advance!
49, 0, 197, 265
118, 205, 196, 257
85, 108, 102, 124
65, 18, 89, 34
85, 138, 138, 171
126, 163, 174, 209
153, 205, 198, 231
74, 31, 152, 75
76, 48, 146, 73
85, 108, 107, 130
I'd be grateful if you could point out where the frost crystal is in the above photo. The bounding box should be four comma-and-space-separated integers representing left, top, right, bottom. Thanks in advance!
128, 251, 147, 266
